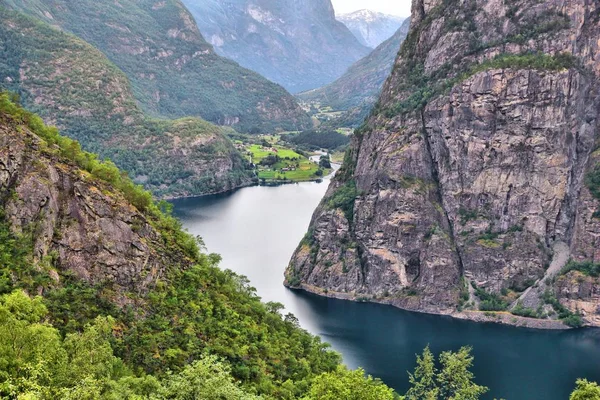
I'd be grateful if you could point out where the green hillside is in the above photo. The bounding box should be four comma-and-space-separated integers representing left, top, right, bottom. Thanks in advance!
0, 7, 253, 198
298, 18, 410, 127
0, 0, 311, 133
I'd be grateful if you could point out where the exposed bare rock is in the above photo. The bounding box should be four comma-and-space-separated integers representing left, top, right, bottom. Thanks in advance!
0, 120, 191, 301
287, 0, 600, 327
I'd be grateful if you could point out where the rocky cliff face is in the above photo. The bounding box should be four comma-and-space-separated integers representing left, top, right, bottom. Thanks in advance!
298, 18, 411, 127
1, 0, 310, 133
286, 0, 600, 327
0, 110, 192, 302
338, 9, 405, 49
181, 0, 371, 93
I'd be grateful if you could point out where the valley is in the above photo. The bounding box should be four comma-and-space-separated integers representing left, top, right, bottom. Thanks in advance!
0, 0, 599, 398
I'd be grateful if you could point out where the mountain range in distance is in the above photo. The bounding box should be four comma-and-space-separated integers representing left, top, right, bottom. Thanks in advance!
337, 9, 405, 49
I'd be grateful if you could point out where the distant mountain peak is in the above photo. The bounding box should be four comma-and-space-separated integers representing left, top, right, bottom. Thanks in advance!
338, 9, 404, 48
338, 9, 401, 22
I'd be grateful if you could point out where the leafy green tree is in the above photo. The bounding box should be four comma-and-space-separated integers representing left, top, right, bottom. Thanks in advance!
305, 365, 395, 400
437, 347, 488, 400
570, 379, 600, 400
158, 355, 261, 400
0, 291, 68, 398
63, 317, 120, 384
404, 347, 488, 400
405, 347, 439, 400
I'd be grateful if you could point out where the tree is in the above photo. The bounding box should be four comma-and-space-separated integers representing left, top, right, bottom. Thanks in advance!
437, 347, 488, 400
305, 365, 395, 400
63, 317, 119, 383
405, 347, 439, 400
158, 355, 261, 400
0, 291, 67, 398
570, 379, 600, 400
403, 346, 488, 400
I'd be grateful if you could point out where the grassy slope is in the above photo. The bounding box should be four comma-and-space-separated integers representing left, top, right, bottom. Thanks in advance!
1, 0, 311, 133
248, 145, 328, 181
0, 7, 252, 198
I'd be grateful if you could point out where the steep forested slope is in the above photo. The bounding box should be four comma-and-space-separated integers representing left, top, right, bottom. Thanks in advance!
0, 92, 342, 397
0, 8, 253, 198
287, 0, 600, 328
1, 0, 311, 133
181, 0, 370, 93
299, 18, 411, 127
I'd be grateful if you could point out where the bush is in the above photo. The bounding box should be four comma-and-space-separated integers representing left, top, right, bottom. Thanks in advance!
327, 180, 358, 222
561, 260, 600, 278
472, 283, 509, 311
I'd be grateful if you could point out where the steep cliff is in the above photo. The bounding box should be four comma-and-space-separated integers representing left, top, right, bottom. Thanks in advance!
0, 8, 253, 198
298, 18, 411, 127
181, 0, 371, 93
1, 0, 311, 133
338, 9, 405, 48
286, 0, 600, 328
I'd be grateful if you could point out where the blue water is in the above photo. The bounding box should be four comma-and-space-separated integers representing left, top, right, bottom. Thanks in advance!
172, 181, 600, 400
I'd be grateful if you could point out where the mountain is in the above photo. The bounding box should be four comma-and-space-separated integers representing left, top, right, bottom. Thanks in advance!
0, 0, 311, 133
298, 18, 411, 127
181, 0, 371, 93
338, 9, 405, 49
286, 0, 600, 328
0, 7, 253, 198
0, 92, 342, 396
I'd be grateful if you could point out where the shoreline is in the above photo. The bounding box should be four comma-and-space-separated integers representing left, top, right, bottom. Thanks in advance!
286, 283, 581, 331
164, 177, 330, 201
164, 163, 339, 201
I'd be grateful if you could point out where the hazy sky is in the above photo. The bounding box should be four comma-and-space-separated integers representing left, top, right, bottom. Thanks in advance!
331, 0, 412, 17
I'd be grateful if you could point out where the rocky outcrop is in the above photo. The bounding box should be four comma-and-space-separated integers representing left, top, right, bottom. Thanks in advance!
0, 116, 192, 301
181, 0, 371, 93
286, 0, 600, 327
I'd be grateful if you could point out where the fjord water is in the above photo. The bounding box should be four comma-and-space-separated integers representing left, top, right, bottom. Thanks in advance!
171, 182, 600, 400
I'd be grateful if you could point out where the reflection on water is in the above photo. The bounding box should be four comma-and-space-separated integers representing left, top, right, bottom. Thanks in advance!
172, 182, 600, 400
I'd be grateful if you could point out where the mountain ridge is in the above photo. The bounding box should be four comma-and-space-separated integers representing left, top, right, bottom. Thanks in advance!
298, 18, 411, 127
1, 0, 311, 133
0, 6, 254, 199
181, 0, 371, 93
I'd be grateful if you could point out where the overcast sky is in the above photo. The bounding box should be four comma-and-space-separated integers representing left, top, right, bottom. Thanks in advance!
331, 0, 412, 17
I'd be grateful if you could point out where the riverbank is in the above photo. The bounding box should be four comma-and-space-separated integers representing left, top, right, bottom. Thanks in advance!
163, 160, 340, 200
286, 283, 573, 330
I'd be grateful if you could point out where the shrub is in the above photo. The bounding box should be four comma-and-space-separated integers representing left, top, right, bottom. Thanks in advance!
327, 180, 358, 223
560, 260, 600, 278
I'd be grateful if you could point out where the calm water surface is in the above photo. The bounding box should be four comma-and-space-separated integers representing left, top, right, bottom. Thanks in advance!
171, 181, 600, 400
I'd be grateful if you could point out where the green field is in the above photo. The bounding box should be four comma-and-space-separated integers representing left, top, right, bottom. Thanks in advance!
248, 144, 330, 181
